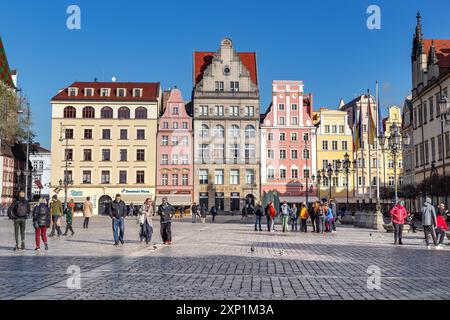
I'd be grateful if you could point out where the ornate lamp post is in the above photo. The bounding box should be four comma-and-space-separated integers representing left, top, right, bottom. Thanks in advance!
59, 123, 73, 210
342, 153, 351, 210
327, 163, 333, 200
314, 171, 322, 200
438, 95, 450, 204
379, 123, 402, 204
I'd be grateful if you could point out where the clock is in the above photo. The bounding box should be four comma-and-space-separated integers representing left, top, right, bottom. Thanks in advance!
223, 66, 231, 75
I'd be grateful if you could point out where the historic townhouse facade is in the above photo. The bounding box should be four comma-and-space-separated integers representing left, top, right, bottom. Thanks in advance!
51, 81, 162, 215
410, 12, 450, 207
192, 38, 260, 212
401, 96, 414, 190
339, 94, 379, 202
30, 143, 51, 199
260, 80, 317, 205
314, 107, 353, 203
156, 88, 193, 206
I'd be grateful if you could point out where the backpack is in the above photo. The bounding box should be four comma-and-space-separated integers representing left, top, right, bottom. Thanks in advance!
15, 201, 28, 218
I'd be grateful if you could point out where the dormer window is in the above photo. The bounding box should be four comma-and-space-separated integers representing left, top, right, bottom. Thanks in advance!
101, 88, 110, 97
117, 88, 126, 97
68, 88, 78, 97
133, 88, 142, 97
172, 106, 179, 115
85, 88, 94, 97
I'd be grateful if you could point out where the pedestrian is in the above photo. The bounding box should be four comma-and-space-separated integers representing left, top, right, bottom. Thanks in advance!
436, 210, 448, 248
324, 202, 333, 233
421, 197, 440, 250
311, 201, 319, 232
200, 204, 207, 224
210, 205, 217, 222
8, 190, 30, 251
280, 201, 290, 232
128, 202, 135, 217
265, 201, 272, 231
290, 203, 299, 231
49, 195, 63, 237
241, 204, 249, 223
108, 194, 127, 246
254, 201, 263, 231
191, 202, 199, 223
138, 198, 154, 244
437, 203, 449, 223
82, 196, 93, 229
63, 199, 75, 236
32, 198, 50, 251
330, 199, 337, 232
316, 202, 326, 234
158, 197, 175, 245
269, 201, 277, 232
389, 200, 408, 245
299, 202, 309, 232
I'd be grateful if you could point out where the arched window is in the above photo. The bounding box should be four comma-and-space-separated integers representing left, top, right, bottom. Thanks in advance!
213, 125, 225, 138
245, 125, 255, 138
200, 124, 209, 138
135, 107, 148, 119
63, 106, 76, 118
101, 107, 113, 119
229, 125, 240, 138
118, 107, 130, 119
82, 106, 95, 118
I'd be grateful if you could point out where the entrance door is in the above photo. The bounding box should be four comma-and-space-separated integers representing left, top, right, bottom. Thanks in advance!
98, 195, 112, 216
245, 194, 255, 207
199, 192, 208, 211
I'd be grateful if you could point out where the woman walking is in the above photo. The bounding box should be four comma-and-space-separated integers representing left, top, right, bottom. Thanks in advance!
63, 199, 75, 236
390, 200, 408, 245
82, 197, 93, 229
32, 198, 50, 251
138, 198, 154, 244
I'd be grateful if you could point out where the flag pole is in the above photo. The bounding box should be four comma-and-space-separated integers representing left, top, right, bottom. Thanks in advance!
367, 89, 372, 203
376, 81, 380, 202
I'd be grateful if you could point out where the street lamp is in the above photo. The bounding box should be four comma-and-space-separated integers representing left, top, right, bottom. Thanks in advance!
315, 171, 322, 200
380, 123, 402, 204
342, 153, 351, 211
327, 163, 333, 200
17, 101, 31, 200
59, 123, 72, 210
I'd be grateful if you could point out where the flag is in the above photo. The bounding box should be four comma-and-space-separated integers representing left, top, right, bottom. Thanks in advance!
354, 103, 362, 152
352, 104, 357, 151
368, 92, 377, 145
377, 88, 383, 138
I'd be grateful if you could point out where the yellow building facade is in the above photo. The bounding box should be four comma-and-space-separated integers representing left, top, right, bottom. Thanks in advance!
50, 81, 162, 215
314, 108, 354, 204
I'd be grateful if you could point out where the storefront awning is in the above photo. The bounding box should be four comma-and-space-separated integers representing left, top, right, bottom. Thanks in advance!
155, 195, 192, 206
279, 196, 319, 203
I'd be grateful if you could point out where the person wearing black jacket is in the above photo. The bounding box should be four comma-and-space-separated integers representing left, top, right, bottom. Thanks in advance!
254, 201, 264, 231
108, 194, 127, 246
158, 197, 175, 245
8, 191, 30, 251
191, 202, 199, 223
32, 198, 51, 251
265, 202, 272, 231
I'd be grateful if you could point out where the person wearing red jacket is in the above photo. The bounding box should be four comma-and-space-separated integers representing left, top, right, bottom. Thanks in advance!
268, 202, 277, 233
436, 212, 449, 247
390, 200, 408, 245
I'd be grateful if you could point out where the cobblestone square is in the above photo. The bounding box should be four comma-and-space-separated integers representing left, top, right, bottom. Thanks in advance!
0, 215, 449, 300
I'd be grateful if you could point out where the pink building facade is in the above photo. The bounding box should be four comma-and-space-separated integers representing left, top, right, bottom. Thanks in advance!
156, 88, 194, 207
260, 81, 317, 205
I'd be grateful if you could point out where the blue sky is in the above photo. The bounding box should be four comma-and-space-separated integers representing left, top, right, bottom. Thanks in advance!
2, 0, 450, 148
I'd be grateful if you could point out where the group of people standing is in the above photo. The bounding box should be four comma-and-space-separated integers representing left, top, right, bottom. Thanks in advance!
390, 198, 449, 249
251, 199, 338, 234
190, 203, 217, 224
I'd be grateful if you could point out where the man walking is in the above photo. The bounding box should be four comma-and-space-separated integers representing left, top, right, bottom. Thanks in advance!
280, 201, 290, 232
49, 195, 63, 237
158, 197, 175, 245
210, 205, 217, 223
254, 201, 263, 231
82, 196, 93, 229
191, 202, 199, 223
108, 194, 127, 246
8, 190, 30, 251
422, 197, 440, 250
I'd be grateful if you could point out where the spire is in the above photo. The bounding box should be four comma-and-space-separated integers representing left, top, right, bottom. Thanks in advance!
415, 11, 423, 53
428, 40, 439, 65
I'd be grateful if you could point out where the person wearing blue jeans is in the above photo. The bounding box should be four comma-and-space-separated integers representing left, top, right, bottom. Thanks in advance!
254, 202, 263, 231
108, 194, 127, 246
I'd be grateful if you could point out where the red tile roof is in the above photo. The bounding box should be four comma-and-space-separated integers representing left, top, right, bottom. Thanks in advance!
194, 51, 258, 86
52, 81, 160, 101
424, 39, 450, 68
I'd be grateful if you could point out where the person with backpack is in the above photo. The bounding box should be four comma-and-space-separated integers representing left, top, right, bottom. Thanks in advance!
299, 202, 309, 232
8, 190, 30, 251
390, 200, 408, 245
290, 203, 299, 232
254, 201, 264, 231
32, 198, 50, 251
421, 197, 439, 250
49, 195, 63, 237
280, 201, 290, 232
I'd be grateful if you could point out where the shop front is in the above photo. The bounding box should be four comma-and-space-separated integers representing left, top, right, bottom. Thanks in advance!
155, 190, 192, 207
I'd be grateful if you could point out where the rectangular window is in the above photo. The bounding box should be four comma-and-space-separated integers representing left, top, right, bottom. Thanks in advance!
423, 101, 428, 124
291, 133, 297, 141
182, 122, 188, 129
102, 149, 111, 161
84, 129, 92, 139
182, 174, 189, 186
291, 169, 298, 179
339, 125, 344, 133
162, 122, 169, 129
446, 132, 450, 158
332, 125, 337, 134
200, 105, 209, 116
438, 135, 443, 160
323, 159, 328, 170
119, 171, 127, 184
278, 104, 285, 111
215, 105, 224, 116
101, 171, 110, 184
64, 170, 73, 183
65, 149, 73, 161
181, 137, 189, 146
120, 129, 128, 140
291, 149, 298, 160
83, 149, 92, 161
136, 149, 145, 161
332, 141, 338, 151
431, 137, 436, 163
280, 150, 286, 160
230, 81, 239, 92
173, 122, 178, 129
245, 106, 255, 117
172, 107, 179, 115
245, 169, 255, 184
213, 144, 225, 159
69, 88, 77, 96
172, 136, 179, 146
162, 136, 169, 146
230, 169, 240, 185
342, 141, 348, 150
267, 150, 274, 159
181, 154, 188, 164
291, 104, 298, 110
199, 169, 208, 184
215, 81, 224, 92
230, 106, 240, 116
436, 93, 441, 118
65, 129, 74, 139
120, 149, 128, 162
214, 170, 224, 185
279, 169, 286, 179
303, 169, 310, 179
429, 97, 434, 120
117, 88, 126, 97
245, 144, 255, 161
230, 144, 239, 160
136, 171, 145, 184
291, 117, 298, 125
278, 117, 285, 125
133, 88, 142, 97
199, 144, 209, 160
171, 174, 178, 186
162, 174, 168, 186
388, 176, 395, 186
268, 133, 273, 141
324, 125, 330, 133
280, 133, 286, 141
267, 168, 275, 180
82, 171, 91, 184
425, 140, 429, 164
322, 141, 328, 150
102, 129, 111, 140
137, 129, 145, 140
